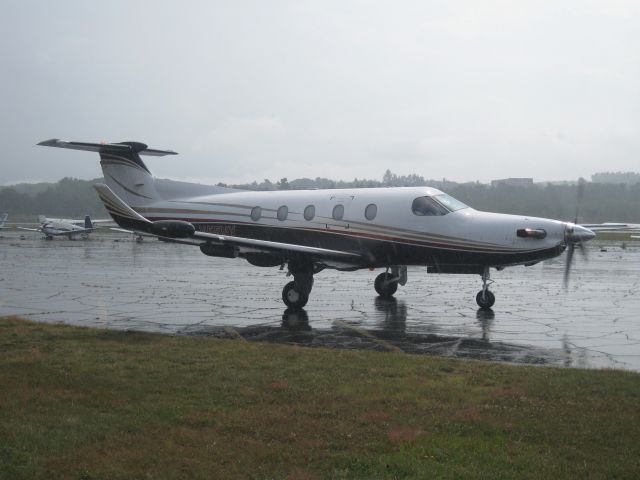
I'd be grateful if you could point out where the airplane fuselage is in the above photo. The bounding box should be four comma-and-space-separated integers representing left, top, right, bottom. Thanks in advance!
116, 186, 569, 271
40, 220, 92, 239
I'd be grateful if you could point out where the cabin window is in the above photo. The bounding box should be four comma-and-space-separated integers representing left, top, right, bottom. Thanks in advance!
332, 204, 344, 220
304, 205, 315, 221
364, 203, 377, 220
277, 205, 288, 221
411, 196, 449, 216
250, 206, 262, 221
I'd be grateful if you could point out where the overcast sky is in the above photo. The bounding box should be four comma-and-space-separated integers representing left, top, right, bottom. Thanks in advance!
1, 0, 639, 185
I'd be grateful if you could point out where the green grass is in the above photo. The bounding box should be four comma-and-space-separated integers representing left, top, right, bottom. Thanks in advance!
1, 316, 639, 479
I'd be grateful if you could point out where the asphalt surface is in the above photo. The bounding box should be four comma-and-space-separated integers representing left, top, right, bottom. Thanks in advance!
1, 230, 639, 371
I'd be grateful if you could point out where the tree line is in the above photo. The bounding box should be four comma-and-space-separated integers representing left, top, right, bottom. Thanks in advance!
2, 172, 639, 223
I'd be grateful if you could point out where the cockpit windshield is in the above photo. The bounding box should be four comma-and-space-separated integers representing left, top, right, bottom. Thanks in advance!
412, 194, 468, 216
434, 194, 468, 212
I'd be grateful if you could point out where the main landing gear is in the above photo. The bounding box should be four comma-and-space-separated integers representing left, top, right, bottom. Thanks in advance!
282, 259, 316, 309
476, 266, 495, 309
374, 266, 407, 298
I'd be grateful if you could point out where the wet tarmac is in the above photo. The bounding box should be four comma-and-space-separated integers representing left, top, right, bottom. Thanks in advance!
1, 231, 639, 371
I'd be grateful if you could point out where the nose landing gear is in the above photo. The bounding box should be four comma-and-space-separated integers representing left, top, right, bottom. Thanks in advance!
476, 266, 495, 309
374, 266, 407, 298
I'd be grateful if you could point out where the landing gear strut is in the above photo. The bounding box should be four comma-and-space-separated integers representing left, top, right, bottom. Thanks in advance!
476, 266, 495, 309
374, 266, 407, 298
282, 259, 315, 309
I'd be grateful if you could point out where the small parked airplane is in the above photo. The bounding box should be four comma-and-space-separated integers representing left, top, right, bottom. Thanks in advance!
38, 139, 596, 309
18, 214, 96, 240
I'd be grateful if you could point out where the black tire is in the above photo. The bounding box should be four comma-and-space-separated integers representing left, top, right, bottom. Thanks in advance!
374, 272, 398, 298
282, 281, 309, 309
476, 290, 495, 309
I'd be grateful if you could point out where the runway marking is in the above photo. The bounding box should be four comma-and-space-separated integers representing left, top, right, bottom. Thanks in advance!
333, 320, 404, 353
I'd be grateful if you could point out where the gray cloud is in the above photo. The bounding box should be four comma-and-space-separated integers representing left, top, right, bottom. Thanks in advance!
2, 0, 639, 185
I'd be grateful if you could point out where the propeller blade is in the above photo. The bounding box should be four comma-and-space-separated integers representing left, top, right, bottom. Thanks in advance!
573, 178, 586, 224
576, 241, 588, 260
564, 243, 575, 290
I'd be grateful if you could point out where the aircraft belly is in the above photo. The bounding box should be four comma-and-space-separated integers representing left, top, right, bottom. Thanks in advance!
187, 221, 561, 268
108, 209, 562, 268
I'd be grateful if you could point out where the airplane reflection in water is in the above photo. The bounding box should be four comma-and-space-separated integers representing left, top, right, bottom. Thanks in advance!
182, 299, 580, 367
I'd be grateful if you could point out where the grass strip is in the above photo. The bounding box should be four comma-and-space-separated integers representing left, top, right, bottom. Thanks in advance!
1, 316, 639, 479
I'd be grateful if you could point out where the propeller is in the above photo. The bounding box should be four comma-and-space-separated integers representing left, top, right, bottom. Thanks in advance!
563, 179, 595, 289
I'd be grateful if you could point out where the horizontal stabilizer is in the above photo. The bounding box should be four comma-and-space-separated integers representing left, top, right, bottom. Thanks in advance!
38, 139, 178, 156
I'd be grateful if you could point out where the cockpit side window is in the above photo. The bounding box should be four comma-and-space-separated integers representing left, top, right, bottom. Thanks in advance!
411, 196, 449, 216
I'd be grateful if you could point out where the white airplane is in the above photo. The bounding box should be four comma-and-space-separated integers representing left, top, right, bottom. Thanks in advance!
38, 139, 596, 309
18, 214, 96, 240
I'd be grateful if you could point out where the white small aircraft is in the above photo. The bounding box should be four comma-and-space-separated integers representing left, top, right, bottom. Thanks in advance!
38, 139, 596, 309
18, 214, 97, 240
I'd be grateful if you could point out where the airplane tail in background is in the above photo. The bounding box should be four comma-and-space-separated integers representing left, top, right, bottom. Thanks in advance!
84, 215, 93, 230
0, 213, 7, 228
37, 139, 178, 206
38, 215, 47, 224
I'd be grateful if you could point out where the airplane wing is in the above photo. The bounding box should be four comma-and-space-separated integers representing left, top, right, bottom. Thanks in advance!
581, 223, 640, 232
110, 227, 157, 238
47, 228, 94, 236
190, 230, 365, 261
16, 227, 41, 232
94, 183, 368, 266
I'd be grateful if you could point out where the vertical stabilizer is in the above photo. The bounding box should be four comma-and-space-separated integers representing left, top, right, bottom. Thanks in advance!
98, 142, 159, 205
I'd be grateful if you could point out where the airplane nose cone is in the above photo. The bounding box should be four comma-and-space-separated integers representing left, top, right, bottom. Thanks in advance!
567, 224, 596, 243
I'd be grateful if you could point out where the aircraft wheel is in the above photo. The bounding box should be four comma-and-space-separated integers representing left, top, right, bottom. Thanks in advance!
282, 281, 309, 309
476, 290, 495, 309
374, 272, 398, 298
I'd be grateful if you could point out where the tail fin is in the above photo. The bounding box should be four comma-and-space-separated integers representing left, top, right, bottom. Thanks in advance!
38, 215, 47, 224
93, 184, 151, 232
38, 139, 177, 206
84, 215, 93, 230
0, 213, 7, 228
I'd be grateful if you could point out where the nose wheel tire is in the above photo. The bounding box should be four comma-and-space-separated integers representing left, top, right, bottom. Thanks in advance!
476, 290, 495, 309
282, 281, 309, 309
374, 272, 398, 298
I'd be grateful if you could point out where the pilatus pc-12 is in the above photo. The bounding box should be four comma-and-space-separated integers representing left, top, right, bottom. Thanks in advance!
38, 139, 595, 309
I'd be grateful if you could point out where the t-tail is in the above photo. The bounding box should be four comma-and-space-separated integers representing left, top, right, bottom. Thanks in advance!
37, 139, 177, 206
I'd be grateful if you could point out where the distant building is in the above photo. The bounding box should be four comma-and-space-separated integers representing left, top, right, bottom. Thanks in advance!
490, 178, 534, 187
